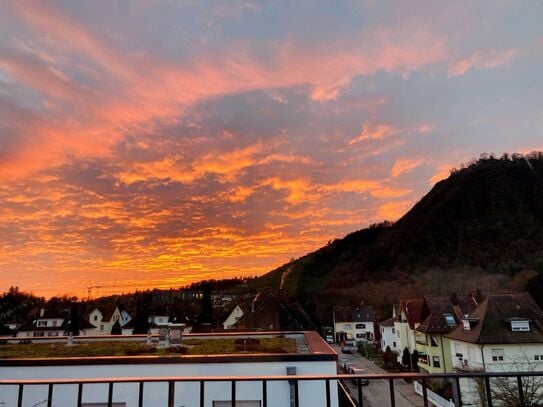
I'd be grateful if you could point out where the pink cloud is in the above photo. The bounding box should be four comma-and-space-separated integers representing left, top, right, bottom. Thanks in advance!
448, 48, 519, 78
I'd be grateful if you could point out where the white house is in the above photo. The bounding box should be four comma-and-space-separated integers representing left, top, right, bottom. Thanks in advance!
394, 299, 425, 359
87, 305, 131, 335
16, 309, 95, 338
0, 332, 339, 407
446, 292, 543, 405
333, 305, 376, 343
223, 305, 245, 330
380, 317, 399, 353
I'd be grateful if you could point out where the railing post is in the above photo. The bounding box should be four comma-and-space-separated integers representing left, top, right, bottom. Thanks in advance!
138, 381, 144, 407
421, 378, 428, 407
262, 379, 268, 407
357, 378, 363, 407
77, 382, 83, 407
231, 380, 236, 407
108, 382, 113, 407
17, 384, 23, 407
388, 378, 395, 407
517, 376, 525, 406
325, 379, 331, 407
452, 377, 462, 407
200, 380, 205, 407
168, 381, 175, 407
484, 376, 493, 407
47, 383, 53, 407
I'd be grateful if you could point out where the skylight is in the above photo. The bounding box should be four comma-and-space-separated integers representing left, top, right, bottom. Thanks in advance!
444, 313, 456, 326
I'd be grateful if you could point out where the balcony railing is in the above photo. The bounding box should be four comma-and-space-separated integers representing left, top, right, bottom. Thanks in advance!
1, 371, 543, 407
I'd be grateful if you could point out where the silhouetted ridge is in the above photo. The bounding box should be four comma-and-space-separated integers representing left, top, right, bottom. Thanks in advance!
257, 152, 543, 296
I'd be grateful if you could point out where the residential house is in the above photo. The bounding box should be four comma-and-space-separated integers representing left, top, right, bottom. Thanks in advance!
87, 305, 131, 335
380, 318, 399, 353
414, 294, 479, 374
237, 292, 316, 331
333, 305, 376, 343
223, 304, 245, 330
16, 309, 95, 338
445, 292, 543, 404
121, 309, 194, 335
394, 299, 426, 359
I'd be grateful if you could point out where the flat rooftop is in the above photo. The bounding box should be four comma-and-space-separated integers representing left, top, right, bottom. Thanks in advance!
0, 331, 337, 365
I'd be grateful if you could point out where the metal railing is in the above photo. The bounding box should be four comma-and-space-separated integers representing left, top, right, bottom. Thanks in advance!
1, 371, 543, 407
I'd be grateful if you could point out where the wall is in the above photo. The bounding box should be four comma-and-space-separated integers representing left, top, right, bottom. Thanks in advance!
0, 359, 338, 407
380, 326, 398, 353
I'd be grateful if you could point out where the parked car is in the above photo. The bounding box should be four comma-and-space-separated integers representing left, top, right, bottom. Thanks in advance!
349, 367, 369, 386
341, 340, 356, 354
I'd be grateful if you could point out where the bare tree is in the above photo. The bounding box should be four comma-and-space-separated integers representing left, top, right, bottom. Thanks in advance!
489, 354, 543, 407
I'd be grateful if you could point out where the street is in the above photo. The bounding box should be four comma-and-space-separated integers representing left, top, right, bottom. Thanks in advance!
332, 344, 424, 407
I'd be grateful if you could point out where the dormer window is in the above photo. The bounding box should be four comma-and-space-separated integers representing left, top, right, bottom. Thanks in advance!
510, 320, 530, 332
462, 318, 479, 331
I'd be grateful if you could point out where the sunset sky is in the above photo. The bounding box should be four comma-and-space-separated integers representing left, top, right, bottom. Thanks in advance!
1, 1, 543, 297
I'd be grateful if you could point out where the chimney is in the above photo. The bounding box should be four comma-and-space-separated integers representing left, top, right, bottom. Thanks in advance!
40, 308, 45, 317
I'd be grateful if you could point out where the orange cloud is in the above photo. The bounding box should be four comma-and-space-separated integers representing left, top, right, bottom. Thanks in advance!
391, 158, 425, 178
378, 200, 414, 221
350, 123, 396, 144
430, 164, 454, 185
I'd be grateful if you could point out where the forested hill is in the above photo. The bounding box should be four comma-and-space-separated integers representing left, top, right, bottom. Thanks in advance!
255, 153, 543, 318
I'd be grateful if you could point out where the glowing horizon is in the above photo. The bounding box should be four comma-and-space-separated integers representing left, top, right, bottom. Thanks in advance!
1, 1, 543, 297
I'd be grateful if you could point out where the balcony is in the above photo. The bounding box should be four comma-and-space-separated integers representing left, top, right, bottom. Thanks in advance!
2, 371, 543, 407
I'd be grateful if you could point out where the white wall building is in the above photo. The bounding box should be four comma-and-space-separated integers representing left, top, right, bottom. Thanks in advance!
446, 292, 543, 405
16, 309, 68, 338
380, 317, 399, 353
88, 306, 131, 335
333, 305, 376, 343
0, 332, 339, 407
223, 305, 245, 330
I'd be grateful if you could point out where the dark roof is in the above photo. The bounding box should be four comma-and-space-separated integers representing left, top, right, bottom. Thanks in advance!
380, 317, 395, 327
446, 292, 543, 344
417, 294, 478, 334
0, 323, 14, 336
238, 293, 316, 331
398, 299, 427, 329
333, 305, 375, 323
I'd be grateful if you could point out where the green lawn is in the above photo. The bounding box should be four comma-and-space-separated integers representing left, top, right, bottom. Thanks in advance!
0, 337, 297, 359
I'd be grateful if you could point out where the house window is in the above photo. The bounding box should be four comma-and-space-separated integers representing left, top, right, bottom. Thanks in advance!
433, 356, 441, 368
511, 321, 530, 331
100, 325, 104, 331
33, 332, 45, 337
393, 341, 396, 347
52, 320, 57, 326
430, 336, 438, 347
344, 324, 352, 330
355, 324, 366, 329
94, 315, 98, 321
356, 333, 364, 338
534, 355, 543, 361
392, 328, 395, 334
491, 349, 504, 362
37, 320, 47, 327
